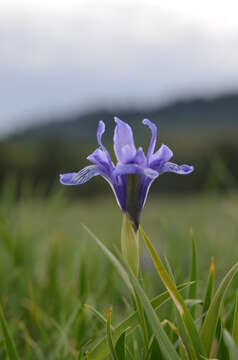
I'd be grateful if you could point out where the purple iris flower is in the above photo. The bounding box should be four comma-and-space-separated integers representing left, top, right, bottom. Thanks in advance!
60, 117, 194, 227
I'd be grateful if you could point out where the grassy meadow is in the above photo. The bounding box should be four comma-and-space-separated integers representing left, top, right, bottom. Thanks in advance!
0, 187, 238, 359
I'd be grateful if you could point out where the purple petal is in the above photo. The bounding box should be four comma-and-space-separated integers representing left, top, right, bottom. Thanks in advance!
114, 163, 158, 178
87, 148, 109, 166
139, 177, 155, 209
60, 165, 99, 185
134, 147, 147, 167
160, 162, 194, 175
113, 117, 136, 163
142, 118, 157, 160
97, 120, 105, 148
95, 120, 114, 167
150, 144, 173, 169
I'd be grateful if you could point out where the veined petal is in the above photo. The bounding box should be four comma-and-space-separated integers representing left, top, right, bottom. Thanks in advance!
60, 165, 100, 185
113, 117, 136, 163
143, 118, 157, 160
160, 162, 194, 175
150, 144, 173, 169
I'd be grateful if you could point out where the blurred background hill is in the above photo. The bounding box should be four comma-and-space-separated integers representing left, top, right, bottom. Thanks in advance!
0, 92, 237, 196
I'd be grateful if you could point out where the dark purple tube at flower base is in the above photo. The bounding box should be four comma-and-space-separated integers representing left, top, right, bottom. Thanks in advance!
60, 117, 194, 228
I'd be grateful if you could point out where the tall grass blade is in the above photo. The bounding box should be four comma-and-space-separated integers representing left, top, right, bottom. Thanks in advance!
178, 337, 190, 360
82, 224, 131, 290
0, 306, 19, 360
106, 307, 118, 360
189, 229, 198, 319
224, 329, 238, 360
232, 290, 238, 345
84, 225, 191, 359
89, 282, 191, 359
200, 262, 238, 356
122, 258, 180, 360
115, 331, 126, 360
202, 257, 215, 324
140, 225, 204, 360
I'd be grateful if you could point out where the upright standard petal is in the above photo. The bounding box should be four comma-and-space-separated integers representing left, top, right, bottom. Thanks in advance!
113, 117, 136, 163
96, 120, 114, 167
143, 119, 157, 161
97, 120, 105, 148
60, 165, 100, 185
149, 144, 173, 170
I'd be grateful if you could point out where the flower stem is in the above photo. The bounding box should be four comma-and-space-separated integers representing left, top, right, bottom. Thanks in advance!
121, 213, 139, 277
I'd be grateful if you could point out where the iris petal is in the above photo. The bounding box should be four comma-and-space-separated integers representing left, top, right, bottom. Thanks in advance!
95, 120, 114, 168
113, 117, 136, 163
150, 144, 173, 170
97, 120, 105, 148
142, 118, 157, 160
114, 163, 158, 178
60, 165, 100, 185
87, 148, 109, 166
134, 147, 147, 167
160, 162, 194, 175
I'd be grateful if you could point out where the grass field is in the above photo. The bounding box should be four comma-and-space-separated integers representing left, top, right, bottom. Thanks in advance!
0, 189, 238, 359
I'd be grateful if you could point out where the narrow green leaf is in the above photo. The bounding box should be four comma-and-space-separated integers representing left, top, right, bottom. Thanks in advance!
89, 282, 191, 359
178, 337, 190, 360
84, 304, 107, 325
200, 261, 238, 356
140, 225, 204, 359
202, 257, 215, 324
189, 229, 198, 319
163, 256, 194, 359
122, 258, 180, 360
224, 329, 238, 360
82, 224, 131, 290
84, 224, 192, 359
0, 305, 19, 360
115, 331, 126, 360
134, 291, 149, 352
232, 291, 238, 345
107, 308, 118, 360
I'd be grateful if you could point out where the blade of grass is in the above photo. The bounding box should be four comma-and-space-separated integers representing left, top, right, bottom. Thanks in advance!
202, 257, 215, 324
140, 225, 204, 360
189, 229, 198, 319
115, 331, 126, 360
84, 304, 108, 326
0, 305, 19, 360
89, 282, 191, 359
107, 307, 118, 360
232, 291, 238, 345
200, 261, 238, 356
122, 257, 181, 360
178, 337, 190, 360
84, 225, 189, 360
164, 251, 197, 359
82, 224, 131, 290
224, 329, 238, 360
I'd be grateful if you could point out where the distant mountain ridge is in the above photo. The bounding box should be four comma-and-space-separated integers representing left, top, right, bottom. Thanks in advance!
9, 93, 238, 141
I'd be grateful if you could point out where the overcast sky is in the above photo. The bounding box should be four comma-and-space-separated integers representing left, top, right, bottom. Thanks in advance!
1, 0, 238, 135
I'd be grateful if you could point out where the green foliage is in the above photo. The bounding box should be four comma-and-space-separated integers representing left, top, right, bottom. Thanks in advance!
188, 229, 198, 319
0, 188, 237, 359
0, 305, 19, 360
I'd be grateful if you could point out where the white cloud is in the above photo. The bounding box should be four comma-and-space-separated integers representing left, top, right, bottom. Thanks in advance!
0, 0, 238, 134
